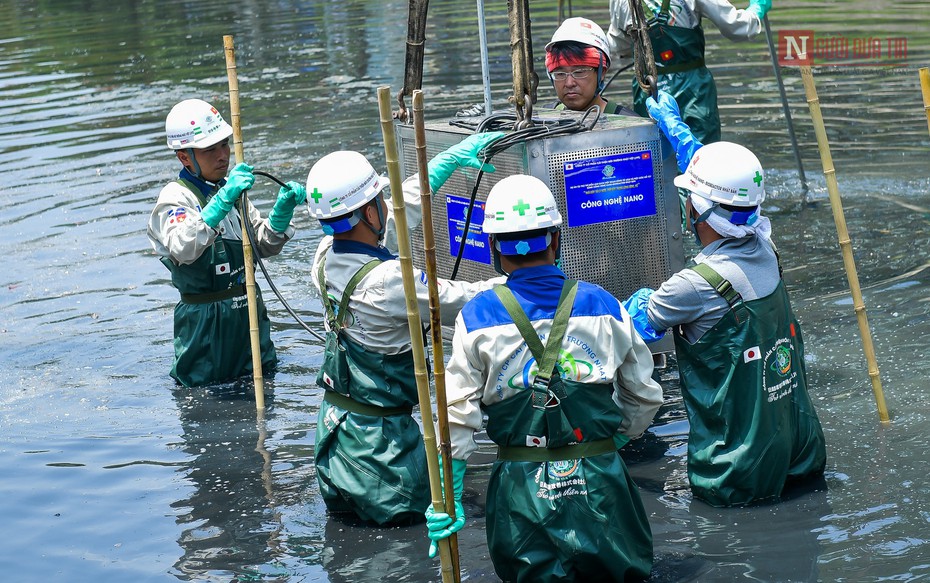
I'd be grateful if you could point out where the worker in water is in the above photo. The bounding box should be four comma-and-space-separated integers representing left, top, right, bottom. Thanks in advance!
148, 98, 305, 388
608, 0, 773, 143
307, 132, 506, 525
424, 174, 663, 581
625, 95, 827, 505
546, 16, 638, 116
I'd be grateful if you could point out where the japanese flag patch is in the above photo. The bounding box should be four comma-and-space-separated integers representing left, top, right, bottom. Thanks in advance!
526, 435, 547, 448
215, 263, 230, 275
743, 346, 762, 363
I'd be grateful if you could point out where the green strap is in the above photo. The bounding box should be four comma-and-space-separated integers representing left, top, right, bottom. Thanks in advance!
497, 437, 616, 462
690, 263, 743, 307
324, 390, 413, 417
493, 280, 579, 403
180, 285, 246, 304
318, 257, 381, 329
176, 178, 209, 209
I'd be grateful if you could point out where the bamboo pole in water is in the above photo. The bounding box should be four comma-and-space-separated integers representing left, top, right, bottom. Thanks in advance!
412, 90, 461, 581
920, 68, 930, 136
799, 62, 889, 424
377, 86, 458, 583
224, 35, 265, 411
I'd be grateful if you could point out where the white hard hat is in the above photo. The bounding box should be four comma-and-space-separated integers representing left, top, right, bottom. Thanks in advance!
483, 175, 562, 256
305, 151, 387, 222
165, 99, 233, 150
674, 142, 766, 207
545, 17, 612, 68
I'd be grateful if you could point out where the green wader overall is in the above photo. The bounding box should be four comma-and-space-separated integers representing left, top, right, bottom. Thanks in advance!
675, 263, 827, 507
313, 258, 430, 525
483, 282, 653, 582
632, 0, 721, 143
160, 179, 276, 388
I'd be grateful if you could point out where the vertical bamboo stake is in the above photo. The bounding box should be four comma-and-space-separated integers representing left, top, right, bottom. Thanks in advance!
412, 90, 461, 581
799, 62, 889, 423
224, 34, 265, 411
377, 86, 457, 583
920, 68, 930, 136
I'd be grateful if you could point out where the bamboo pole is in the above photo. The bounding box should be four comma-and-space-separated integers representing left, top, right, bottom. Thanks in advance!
412, 90, 461, 581
920, 68, 930, 136
224, 35, 265, 411
377, 86, 457, 583
799, 62, 889, 423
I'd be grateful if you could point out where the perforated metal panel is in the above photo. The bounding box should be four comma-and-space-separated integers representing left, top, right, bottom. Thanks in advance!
397, 109, 684, 353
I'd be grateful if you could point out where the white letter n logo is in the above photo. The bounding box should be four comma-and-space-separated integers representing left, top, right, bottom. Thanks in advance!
779, 30, 813, 65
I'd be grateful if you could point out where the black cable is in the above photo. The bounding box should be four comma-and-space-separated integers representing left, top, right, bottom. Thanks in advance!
448, 106, 601, 279
243, 170, 326, 342
601, 62, 634, 94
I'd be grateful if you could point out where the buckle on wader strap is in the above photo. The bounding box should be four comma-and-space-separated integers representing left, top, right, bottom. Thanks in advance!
530, 373, 566, 410
180, 284, 246, 304
323, 390, 413, 417
497, 437, 617, 462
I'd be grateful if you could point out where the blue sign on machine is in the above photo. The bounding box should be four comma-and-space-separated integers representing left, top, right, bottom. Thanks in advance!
563, 150, 656, 227
445, 194, 491, 265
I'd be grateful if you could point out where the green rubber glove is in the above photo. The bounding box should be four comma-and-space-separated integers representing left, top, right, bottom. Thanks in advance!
427, 131, 505, 193
268, 181, 307, 233
201, 163, 255, 229
424, 457, 467, 558
748, 0, 771, 20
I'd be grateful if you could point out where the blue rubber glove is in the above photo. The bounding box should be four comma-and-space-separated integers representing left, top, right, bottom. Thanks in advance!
268, 181, 307, 233
424, 457, 467, 559
201, 163, 255, 228
623, 287, 665, 344
427, 131, 505, 193
748, 0, 772, 20
645, 91, 703, 173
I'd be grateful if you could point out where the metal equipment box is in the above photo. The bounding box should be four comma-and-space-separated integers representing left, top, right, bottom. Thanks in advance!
397, 110, 685, 354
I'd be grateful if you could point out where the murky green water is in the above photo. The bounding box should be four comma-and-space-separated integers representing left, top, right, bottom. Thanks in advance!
1, 0, 929, 581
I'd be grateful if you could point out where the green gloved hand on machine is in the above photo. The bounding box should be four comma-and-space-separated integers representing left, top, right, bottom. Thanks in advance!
423, 456, 467, 559
201, 162, 255, 229
268, 181, 308, 233
427, 131, 506, 193
748, 0, 772, 20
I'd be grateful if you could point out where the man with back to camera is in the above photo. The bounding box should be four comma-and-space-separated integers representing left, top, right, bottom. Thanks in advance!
625, 91, 827, 506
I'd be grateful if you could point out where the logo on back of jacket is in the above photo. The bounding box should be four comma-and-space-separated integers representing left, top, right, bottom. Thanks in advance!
762, 338, 797, 403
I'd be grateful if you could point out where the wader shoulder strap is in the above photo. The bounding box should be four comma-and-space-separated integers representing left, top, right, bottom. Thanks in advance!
690, 262, 742, 307
493, 280, 579, 388
318, 258, 381, 329
176, 178, 209, 209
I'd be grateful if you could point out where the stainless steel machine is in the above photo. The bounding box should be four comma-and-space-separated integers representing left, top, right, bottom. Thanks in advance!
396, 109, 685, 354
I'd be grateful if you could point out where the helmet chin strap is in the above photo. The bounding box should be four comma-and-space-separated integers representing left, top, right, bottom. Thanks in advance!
359, 195, 387, 242
184, 148, 204, 180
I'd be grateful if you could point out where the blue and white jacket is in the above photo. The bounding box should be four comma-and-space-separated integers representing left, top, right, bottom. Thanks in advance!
445, 264, 663, 460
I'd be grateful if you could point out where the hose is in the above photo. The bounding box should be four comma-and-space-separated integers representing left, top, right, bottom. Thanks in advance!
246, 170, 325, 342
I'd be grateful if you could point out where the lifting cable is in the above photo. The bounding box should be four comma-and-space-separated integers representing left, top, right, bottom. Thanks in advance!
395, 0, 431, 122
243, 170, 325, 342
507, 0, 539, 129
627, 0, 658, 98
447, 106, 602, 279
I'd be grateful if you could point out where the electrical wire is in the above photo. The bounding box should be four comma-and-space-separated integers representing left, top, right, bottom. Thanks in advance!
448, 106, 602, 279
245, 171, 326, 342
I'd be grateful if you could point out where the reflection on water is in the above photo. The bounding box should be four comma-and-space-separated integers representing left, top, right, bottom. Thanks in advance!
1, 0, 929, 581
